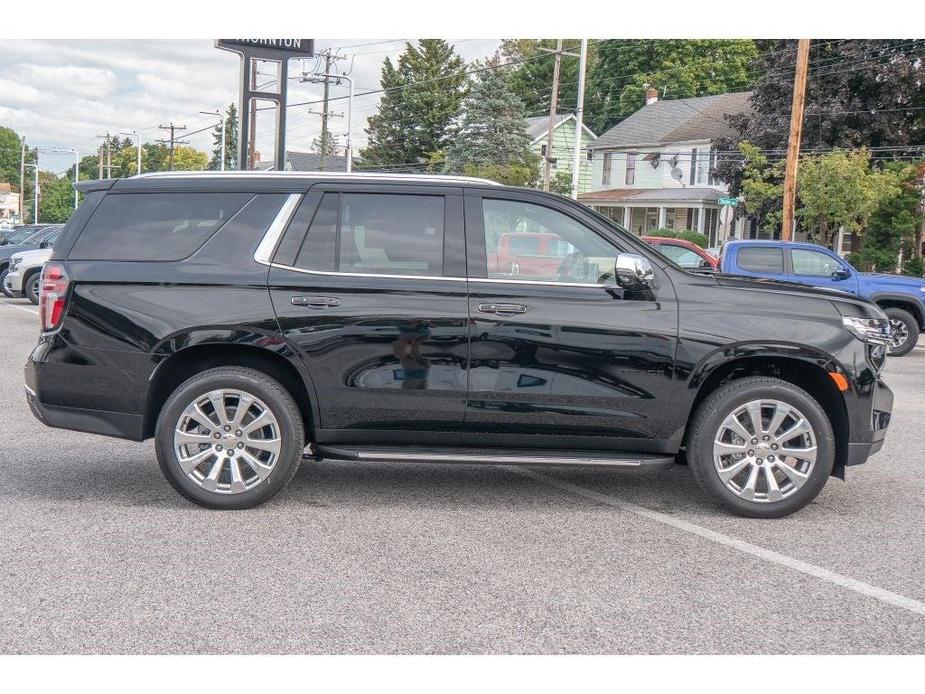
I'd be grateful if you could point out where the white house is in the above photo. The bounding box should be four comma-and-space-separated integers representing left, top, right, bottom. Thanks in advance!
579, 89, 751, 246
0, 183, 20, 222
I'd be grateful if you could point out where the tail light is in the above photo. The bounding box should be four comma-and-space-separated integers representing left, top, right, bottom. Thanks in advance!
39, 262, 70, 332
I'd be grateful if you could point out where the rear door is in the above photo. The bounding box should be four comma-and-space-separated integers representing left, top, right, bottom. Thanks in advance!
267, 184, 470, 440
462, 189, 678, 445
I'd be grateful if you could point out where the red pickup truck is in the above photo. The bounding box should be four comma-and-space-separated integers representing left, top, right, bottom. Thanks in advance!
488, 232, 577, 278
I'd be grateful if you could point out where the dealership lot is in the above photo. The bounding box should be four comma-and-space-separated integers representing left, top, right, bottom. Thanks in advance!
0, 296, 923, 654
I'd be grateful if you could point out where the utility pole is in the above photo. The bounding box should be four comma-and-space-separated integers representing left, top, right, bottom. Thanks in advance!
781, 39, 811, 241
543, 40, 563, 191
19, 142, 25, 224
301, 49, 347, 171
158, 123, 188, 171
570, 39, 589, 201
98, 140, 103, 179
96, 133, 115, 179
120, 131, 142, 175
200, 111, 227, 171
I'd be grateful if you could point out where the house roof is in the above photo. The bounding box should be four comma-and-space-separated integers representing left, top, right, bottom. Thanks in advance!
579, 186, 729, 205
590, 92, 752, 150
524, 114, 597, 144
286, 150, 349, 172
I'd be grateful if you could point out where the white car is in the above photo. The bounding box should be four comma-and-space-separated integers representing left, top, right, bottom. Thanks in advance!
4, 247, 52, 304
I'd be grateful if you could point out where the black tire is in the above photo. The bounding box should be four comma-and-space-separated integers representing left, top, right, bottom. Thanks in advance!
25, 270, 41, 305
883, 307, 919, 357
686, 376, 835, 519
0, 266, 11, 298
154, 366, 305, 509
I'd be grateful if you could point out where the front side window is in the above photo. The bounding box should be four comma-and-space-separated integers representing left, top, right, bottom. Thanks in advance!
70, 192, 252, 261
291, 193, 445, 277
737, 247, 784, 273
482, 198, 618, 284
792, 248, 844, 276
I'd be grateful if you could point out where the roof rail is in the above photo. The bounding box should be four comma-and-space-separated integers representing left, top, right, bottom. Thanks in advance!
131, 171, 502, 186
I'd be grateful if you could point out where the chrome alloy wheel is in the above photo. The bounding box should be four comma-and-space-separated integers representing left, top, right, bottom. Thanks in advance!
888, 318, 909, 352
712, 399, 817, 504
173, 388, 282, 494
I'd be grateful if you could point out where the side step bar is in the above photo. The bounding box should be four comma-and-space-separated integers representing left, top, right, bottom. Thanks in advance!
309, 445, 674, 468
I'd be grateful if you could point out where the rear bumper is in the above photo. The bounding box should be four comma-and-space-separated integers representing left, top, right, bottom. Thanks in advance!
25, 383, 144, 440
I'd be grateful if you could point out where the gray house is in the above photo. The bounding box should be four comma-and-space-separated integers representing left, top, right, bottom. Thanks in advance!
256, 150, 350, 172
579, 89, 751, 246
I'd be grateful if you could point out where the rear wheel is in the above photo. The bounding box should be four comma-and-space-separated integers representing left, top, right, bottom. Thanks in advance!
154, 366, 305, 509
883, 307, 919, 357
686, 376, 834, 518
25, 271, 41, 305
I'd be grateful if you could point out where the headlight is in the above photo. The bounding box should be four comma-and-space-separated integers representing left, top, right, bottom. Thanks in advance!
9, 257, 22, 272
842, 316, 891, 345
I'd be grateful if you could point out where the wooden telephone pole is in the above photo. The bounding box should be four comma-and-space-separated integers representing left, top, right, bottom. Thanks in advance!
781, 39, 811, 241
543, 39, 563, 191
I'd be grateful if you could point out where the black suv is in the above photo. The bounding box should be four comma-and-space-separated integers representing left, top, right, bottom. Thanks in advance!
25, 172, 894, 517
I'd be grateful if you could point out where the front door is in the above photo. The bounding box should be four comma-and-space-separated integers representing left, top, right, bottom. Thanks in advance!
462, 191, 678, 447
268, 186, 469, 440
789, 247, 859, 294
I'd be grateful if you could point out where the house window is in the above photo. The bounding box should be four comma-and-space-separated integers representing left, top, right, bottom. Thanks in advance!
708, 150, 717, 185
540, 144, 548, 157
586, 149, 593, 162
602, 152, 612, 186
696, 151, 709, 185
625, 153, 637, 185
704, 208, 718, 237
689, 149, 698, 186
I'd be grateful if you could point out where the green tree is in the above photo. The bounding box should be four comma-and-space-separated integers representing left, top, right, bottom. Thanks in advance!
586, 40, 759, 133
714, 40, 925, 195
208, 103, 239, 171
362, 40, 467, 166
311, 130, 340, 157
38, 175, 76, 223
500, 39, 589, 118
445, 59, 540, 187
171, 146, 208, 172
737, 142, 785, 236
797, 149, 899, 248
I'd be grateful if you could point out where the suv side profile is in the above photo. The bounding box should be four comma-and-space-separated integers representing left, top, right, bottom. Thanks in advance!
26, 172, 894, 517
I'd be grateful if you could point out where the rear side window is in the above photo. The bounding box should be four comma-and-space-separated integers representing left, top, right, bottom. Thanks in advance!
292, 193, 445, 277
69, 192, 252, 261
737, 247, 784, 273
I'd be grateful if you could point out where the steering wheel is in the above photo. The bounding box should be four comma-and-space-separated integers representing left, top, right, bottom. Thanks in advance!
555, 251, 589, 283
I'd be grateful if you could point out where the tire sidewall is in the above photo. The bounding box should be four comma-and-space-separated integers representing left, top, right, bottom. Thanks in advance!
155, 369, 304, 509
691, 381, 835, 518
884, 308, 919, 357
0, 268, 10, 298
26, 272, 41, 305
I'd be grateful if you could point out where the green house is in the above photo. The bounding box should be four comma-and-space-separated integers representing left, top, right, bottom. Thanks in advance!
525, 114, 598, 193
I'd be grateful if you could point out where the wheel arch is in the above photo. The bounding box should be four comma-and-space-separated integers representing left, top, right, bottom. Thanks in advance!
870, 293, 925, 328
143, 341, 318, 440
685, 350, 850, 473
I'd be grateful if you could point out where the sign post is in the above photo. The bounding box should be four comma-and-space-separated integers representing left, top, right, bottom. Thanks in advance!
216, 39, 315, 171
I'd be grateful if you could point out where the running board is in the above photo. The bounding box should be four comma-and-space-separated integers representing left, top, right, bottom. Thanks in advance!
309, 445, 674, 468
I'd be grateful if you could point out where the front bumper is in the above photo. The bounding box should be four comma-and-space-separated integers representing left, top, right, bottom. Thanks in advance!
4, 269, 23, 296
845, 376, 893, 466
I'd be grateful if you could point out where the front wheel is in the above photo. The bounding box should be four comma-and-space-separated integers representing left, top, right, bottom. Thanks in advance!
154, 366, 306, 509
883, 307, 919, 357
686, 376, 835, 518
25, 271, 41, 305
0, 267, 11, 298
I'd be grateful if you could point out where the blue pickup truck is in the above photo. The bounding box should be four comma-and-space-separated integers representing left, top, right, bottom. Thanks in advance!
720, 240, 925, 356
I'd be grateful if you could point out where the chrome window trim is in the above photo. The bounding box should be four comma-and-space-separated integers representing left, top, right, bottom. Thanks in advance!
253, 193, 303, 266
266, 262, 607, 288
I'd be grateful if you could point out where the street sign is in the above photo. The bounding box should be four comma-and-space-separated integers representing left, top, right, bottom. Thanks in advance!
718, 196, 738, 206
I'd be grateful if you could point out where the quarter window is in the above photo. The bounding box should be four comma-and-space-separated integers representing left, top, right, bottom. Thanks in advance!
70, 192, 252, 261
482, 198, 618, 284
792, 249, 844, 276
737, 247, 784, 273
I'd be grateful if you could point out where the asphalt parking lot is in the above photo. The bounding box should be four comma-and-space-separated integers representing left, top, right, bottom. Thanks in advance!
0, 295, 923, 654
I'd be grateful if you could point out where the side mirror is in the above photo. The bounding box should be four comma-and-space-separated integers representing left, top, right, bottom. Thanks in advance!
832, 268, 851, 280
40, 240, 51, 249
615, 252, 655, 287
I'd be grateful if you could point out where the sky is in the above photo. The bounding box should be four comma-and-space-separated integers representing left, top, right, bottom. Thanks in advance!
0, 39, 500, 175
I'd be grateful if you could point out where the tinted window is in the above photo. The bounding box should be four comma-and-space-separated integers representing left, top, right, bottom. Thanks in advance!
792, 248, 842, 276
293, 193, 338, 271
737, 247, 784, 273
70, 193, 252, 261
483, 198, 617, 284
658, 244, 704, 268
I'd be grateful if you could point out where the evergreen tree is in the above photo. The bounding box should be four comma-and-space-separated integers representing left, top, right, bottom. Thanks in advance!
311, 130, 340, 157
361, 40, 467, 166
208, 103, 239, 170
445, 60, 539, 187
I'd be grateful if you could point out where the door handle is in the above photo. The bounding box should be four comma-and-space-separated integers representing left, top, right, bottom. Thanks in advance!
292, 295, 341, 309
478, 303, 528, 316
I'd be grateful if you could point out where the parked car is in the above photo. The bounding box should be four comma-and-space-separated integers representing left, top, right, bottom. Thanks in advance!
25, 172, 893, 518
1, 224, 48, 246
0, 225, 63, 297
720, 240, 925, 356
4, 242, 57, 303
642, 236, 719, 270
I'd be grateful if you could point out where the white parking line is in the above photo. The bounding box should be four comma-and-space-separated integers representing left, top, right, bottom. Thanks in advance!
0, 301, 38, 316
512, 466, 925, 618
